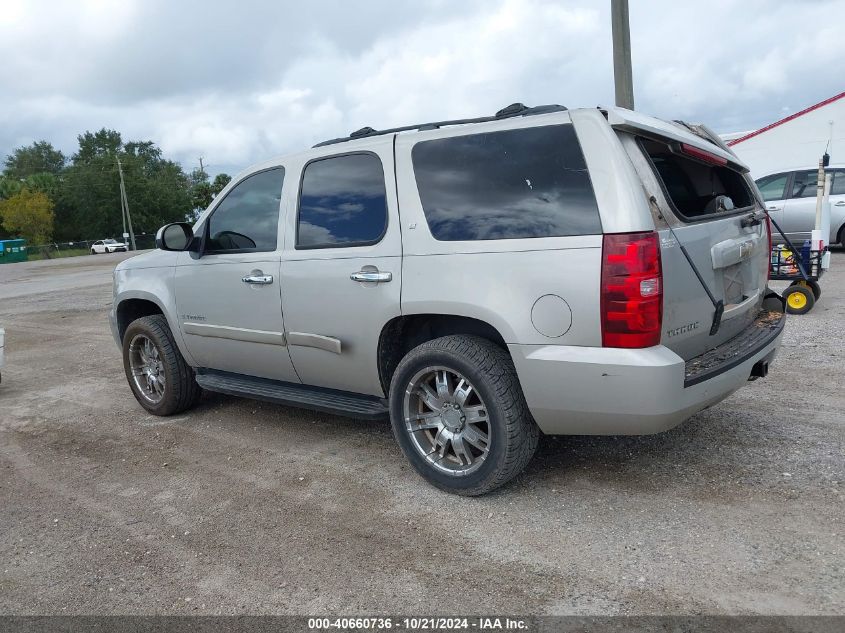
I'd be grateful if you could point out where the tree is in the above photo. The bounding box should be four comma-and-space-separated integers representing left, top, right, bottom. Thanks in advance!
73, 129, 122, 164
58, 130, 193, 240
0, 189, 55, 244
212, 173, 232, 194
190, 170, 232, 213
3, 141, 65, 179
0, 176, 23, 200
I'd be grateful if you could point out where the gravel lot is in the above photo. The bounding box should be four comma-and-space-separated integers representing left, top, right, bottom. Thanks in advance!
0, 251, 843, 615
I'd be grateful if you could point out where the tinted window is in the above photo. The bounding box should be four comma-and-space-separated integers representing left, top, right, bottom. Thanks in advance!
206, 168, 284, 252
755, 173, 788, 202
791, 170, 819, 198
642, 139, 754, 219
412, 125, 601, 241
297, 154, 387, 248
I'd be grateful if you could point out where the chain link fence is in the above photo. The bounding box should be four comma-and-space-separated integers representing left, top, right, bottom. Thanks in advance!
28, 233, 156, 260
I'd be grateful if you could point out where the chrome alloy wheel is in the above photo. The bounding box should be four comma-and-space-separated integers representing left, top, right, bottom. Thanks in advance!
128, 334, 166, 404
403, 366, 491, 475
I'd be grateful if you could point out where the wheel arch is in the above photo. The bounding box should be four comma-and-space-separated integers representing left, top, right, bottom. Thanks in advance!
115, 297, 167, 343
377, 313, 509, 395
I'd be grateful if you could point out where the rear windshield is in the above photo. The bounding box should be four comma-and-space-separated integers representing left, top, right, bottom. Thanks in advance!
641, 138, 753, 220
412, 124, 601, 241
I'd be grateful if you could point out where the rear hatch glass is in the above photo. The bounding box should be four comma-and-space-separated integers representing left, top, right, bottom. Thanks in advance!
641, 138, 755, 220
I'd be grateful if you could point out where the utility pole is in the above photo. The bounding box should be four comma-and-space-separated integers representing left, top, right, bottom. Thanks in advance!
611, 0, 635, 110
116, 156, 137, 251
198, 156, 205, 176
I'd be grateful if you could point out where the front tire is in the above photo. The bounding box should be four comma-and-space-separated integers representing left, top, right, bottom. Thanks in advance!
389, 335, 539, 496
122, 314, 201, 415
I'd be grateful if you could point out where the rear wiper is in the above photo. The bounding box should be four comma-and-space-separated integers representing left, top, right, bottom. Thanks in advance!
649, 196, 724, 336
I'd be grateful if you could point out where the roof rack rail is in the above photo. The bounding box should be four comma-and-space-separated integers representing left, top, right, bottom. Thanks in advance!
313, 102, 567, 148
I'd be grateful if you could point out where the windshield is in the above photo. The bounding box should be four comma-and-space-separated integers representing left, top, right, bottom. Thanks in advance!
641, 138, 754, 220
104, 239, 118, 244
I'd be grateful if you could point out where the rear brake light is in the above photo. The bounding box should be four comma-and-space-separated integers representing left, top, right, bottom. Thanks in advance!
680, 142, 728, 166
601, 231, 663, 348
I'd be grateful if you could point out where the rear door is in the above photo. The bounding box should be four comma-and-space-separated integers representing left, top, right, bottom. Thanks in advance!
613, 117, 769, 360
279, 136, 401, 397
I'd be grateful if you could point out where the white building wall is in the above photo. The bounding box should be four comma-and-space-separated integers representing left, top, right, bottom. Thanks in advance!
726, 96, 845, 178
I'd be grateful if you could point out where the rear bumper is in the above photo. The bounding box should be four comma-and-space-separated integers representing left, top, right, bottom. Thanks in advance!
510, 306, 785, 435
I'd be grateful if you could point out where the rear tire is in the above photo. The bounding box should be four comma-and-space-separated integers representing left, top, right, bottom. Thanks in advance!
388, 335, 539, 496
122, 314, 201, 415
783, 284, 814, 315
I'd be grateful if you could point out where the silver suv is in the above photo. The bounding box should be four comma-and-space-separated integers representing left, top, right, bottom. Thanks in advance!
111, 103, 786, 495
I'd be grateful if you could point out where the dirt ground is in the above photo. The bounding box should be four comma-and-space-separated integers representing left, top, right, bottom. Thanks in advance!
0, 251, 842, 615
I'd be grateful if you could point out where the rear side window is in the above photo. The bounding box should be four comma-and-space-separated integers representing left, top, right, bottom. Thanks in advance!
755, 173, 788, 202
297, 153, 388, 249
206, 168, 284, 252
412, 124, 601, 241
641, 139, 754, 220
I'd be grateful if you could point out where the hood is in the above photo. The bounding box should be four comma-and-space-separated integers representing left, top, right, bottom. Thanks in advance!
115, 249, 180, 271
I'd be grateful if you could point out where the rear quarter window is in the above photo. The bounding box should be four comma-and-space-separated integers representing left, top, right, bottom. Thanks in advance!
641, 138, 754, 220
411, 124, 601, 241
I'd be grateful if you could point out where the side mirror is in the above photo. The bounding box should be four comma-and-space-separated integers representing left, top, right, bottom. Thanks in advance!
156, 223, 194, 251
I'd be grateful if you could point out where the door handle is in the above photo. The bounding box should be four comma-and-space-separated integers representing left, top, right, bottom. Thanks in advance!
767, 206, 781, 211
350, 270, 392, 283
835, 201, 845, 206
242, 274, 273, 285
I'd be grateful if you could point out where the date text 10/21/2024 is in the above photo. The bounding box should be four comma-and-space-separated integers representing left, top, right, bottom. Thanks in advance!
307, 617, 529, 630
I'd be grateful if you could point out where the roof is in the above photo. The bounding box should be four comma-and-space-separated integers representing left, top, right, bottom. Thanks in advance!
727, 91, 845, 146
314, 102, 567, 147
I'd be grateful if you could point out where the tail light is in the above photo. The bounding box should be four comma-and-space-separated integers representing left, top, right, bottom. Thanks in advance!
601, 231, 663, 348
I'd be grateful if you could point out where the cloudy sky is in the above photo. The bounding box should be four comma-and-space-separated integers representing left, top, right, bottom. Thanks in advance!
1, 0, 843, 176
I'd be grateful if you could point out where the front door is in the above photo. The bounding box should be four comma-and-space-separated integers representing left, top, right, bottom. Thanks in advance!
280, 136, 401, 397
174, 167, 299, 382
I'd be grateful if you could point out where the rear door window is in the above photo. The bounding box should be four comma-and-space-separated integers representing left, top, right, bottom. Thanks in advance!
411, 124, 601, 241
297, 153, 388, 249
790, 170, 819, 198
641, 138, 754, 220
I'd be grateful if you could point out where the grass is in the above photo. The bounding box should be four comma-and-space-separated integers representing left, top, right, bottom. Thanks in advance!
26, 247, 93, 261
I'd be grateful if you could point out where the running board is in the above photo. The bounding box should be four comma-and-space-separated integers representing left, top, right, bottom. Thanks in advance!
195, 370, 389, 420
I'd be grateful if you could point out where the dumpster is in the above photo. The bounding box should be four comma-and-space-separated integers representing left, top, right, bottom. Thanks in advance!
0, 239, 28, 264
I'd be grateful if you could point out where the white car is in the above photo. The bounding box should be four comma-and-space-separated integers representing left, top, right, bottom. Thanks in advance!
91, 239, 128, 254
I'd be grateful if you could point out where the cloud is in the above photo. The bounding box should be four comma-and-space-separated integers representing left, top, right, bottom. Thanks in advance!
1, 0, 842, 176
